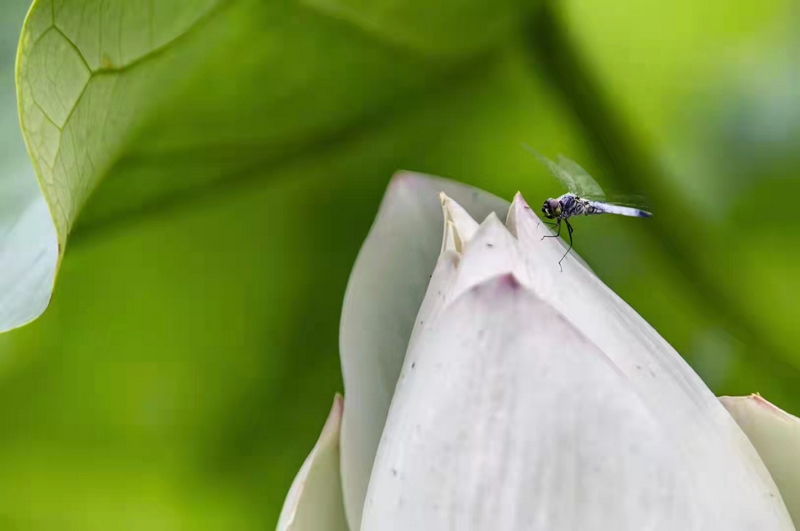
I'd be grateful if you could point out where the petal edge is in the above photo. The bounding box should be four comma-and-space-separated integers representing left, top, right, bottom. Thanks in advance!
277, 395, 349, 531
338, 172, 507, 529
722, 394, 800, 527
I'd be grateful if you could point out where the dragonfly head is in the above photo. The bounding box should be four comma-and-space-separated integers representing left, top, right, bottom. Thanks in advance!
542, 198, 562, 219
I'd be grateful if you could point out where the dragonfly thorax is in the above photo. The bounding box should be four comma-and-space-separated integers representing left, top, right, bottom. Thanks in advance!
543, 194, 586, 219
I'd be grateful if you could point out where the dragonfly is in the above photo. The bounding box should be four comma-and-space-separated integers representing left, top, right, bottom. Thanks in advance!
526, 147, 652, 271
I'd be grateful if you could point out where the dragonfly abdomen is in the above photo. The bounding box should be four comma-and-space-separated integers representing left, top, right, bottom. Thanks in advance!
588, 200, 652, 218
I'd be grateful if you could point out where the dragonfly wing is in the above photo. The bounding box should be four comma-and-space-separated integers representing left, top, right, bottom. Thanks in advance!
601, 194, 652, 211
524, 145, 580, 194
555, 155, 606, 200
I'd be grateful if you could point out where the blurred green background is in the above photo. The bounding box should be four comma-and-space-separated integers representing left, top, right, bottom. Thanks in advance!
1, 0, 799, 527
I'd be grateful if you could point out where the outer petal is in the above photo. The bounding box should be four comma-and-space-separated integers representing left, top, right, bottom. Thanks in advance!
338, 172, 507, 529
722, 395, 800, 525
362, 275, 793, 530
277, 395, 349, 531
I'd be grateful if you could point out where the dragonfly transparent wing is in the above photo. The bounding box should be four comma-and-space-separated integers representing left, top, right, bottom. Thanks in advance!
524, 146, 582, 195
600, 194, 652, 211
555, 154, 653, 211
525, 145, 653, 214
555, 155, 606, 200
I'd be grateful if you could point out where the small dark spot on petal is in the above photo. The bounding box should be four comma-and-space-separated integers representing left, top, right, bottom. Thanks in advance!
486, 243, 494, 248
411, 362, 416, 369
392, 468, 398, 477
497, 274, 521, 290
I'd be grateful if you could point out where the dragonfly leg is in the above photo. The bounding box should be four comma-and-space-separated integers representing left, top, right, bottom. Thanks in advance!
541, 219, 561, 240
537, 218, 555, 228
558, 219, 574, 272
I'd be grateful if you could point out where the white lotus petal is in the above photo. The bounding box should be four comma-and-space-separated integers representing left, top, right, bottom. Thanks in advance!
363, 275, 793, 530
722, 395, 800, 525
450, 211, 528, 298
338, 172, 507, 529
439, 192, 480, 252
442, 221, 458, 254
277, 395, 349, 531
407, 210, 523, 354
504, 193, 789, 516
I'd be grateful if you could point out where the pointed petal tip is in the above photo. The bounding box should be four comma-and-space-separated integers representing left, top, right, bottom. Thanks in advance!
386, 171, 441, 198
323, 394, 345, 437
471, 210, 514, 246
722, 394, 800, 424
511, 191, 534, 212
388, 171, 450, 193
506, 192, 537, 235
388, 170, 420, 187
276, 393, 348, 531
386, 171, 411, 192
721, 394, 800, 527
481, 210, 502, 224
439, 193, 480, 250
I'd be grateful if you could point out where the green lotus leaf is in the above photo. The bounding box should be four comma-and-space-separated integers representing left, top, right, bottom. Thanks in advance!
13, 0, 533, 331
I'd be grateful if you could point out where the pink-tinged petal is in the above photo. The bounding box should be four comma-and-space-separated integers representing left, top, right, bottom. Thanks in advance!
277, 395, 349, 531
338, 172, 507, 529
722, 395, 800, 526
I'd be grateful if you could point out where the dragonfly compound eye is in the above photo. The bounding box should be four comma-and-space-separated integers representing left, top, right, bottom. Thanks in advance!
544, 198, 561, 218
